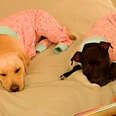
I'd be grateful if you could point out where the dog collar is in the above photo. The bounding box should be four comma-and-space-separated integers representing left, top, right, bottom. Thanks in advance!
80, 36, 107, 51
0, 26, 20, 40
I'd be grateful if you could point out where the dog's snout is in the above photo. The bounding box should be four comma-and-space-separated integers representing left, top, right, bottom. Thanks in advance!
10, 84, 19, 92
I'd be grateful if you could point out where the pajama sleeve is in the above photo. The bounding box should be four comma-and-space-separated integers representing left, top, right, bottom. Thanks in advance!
54, 27, 72, 54
35, 10, 72, 54
36, 39, 52, 53
54, 42, 70, 54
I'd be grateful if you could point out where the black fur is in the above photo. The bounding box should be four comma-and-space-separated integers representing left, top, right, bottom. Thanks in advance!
60, 42, 116, 86
60, 65, 81, 80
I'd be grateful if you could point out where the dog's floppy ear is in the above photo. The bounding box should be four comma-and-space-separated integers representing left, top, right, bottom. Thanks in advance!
18, 52, 30, 72
71, 51, 82, 65
99, 41, 113, 50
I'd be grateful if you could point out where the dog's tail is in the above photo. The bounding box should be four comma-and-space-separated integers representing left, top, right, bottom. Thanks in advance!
69, 34, 77, 40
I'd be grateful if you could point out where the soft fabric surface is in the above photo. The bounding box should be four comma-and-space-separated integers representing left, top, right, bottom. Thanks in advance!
0, 0, 116, 116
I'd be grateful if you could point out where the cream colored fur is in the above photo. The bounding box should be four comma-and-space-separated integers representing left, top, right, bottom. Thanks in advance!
0, 35, 30, 91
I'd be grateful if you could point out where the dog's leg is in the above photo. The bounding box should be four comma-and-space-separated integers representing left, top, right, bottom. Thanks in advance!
36, 38, 52, 53
60, 65, 82, 80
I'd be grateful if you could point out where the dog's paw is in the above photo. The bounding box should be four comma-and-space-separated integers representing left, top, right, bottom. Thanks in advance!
60, 75, 66, 80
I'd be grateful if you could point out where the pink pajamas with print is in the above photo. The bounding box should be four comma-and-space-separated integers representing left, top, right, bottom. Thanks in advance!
0, 9, 71, 58
83, 12, 116, 61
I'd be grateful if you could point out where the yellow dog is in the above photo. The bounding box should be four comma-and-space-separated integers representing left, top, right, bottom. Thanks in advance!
0, 9, 76, 92
0, 35, 29, 92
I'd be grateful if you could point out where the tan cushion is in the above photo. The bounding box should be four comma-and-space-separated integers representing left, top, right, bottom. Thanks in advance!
0, 0, 116, 116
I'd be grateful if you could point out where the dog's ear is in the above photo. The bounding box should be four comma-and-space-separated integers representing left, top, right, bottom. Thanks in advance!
99, 41, 113, 50
71, 51, 82, 65
18, 52, 30, 72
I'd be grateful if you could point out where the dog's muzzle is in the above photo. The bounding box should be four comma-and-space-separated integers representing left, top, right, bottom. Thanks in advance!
10, 84, 19, 92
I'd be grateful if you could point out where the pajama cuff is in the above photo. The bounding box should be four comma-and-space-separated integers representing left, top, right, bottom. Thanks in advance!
36, 44, 47, 52
54, 43, 68, 54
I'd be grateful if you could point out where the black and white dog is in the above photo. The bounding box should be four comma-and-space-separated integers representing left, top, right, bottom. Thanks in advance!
60, 41, 116, 86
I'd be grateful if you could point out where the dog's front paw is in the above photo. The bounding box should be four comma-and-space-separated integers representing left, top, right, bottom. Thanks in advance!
60, 75, 66, 80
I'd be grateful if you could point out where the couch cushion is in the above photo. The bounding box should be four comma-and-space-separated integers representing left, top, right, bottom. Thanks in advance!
0, 0, 115, 116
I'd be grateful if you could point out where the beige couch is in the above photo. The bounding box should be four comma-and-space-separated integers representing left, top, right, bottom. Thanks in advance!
0, 0, 116, 116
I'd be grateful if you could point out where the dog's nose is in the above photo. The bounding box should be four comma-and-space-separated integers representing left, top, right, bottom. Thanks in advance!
10, 84, 19, 92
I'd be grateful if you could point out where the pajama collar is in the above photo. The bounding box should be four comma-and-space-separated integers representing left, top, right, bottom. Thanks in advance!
0, 26, 20, 40
80, 36, 107, 51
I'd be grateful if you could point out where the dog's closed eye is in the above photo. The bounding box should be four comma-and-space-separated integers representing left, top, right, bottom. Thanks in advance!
15, 68, 20, 73
0, 73, 7, 77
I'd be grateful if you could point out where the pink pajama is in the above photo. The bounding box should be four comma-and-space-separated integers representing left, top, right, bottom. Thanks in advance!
0, 9, 71, 58
83, 12, 116, 61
